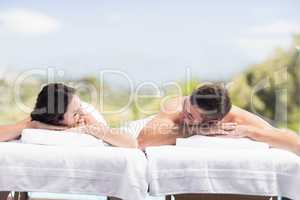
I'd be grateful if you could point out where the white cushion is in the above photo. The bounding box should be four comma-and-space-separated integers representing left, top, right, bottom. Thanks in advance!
176, 135, 269, 149
21, 129, 104, 146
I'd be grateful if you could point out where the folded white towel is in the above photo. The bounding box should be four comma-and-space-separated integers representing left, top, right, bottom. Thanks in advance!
21, 129, 104, 146
176, 135, 269, 149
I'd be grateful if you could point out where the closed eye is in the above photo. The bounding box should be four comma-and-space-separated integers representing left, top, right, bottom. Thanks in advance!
73, 109, 82, 117
73, 112, 79, 117
187, 112, 194, 120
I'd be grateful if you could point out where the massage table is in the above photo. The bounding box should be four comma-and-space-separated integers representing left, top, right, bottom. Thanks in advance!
1, 125, 300, 200
0, 112, 153, 200
146, 146, 300, 200
0, 142, 148, 200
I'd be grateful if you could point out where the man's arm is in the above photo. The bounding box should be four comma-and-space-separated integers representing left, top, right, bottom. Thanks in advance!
137, 114, 183, 149
234, 125, 300, 155
137, 97, 187, 149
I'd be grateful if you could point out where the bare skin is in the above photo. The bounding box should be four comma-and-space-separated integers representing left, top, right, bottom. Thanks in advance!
138, 96, 300, 155
0, 118, 67, 142
62, 95, 138, 148
1, 95, 138, 148
68, 112, 138, 148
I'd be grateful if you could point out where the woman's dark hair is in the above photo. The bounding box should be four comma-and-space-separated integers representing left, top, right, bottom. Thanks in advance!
190, 83, 232, 121
31, 83, 76, 125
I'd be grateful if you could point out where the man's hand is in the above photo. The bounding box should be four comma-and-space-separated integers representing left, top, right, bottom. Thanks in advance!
182, 122, 237, 137
226, 124, 257, 138
27, 120, 68, 131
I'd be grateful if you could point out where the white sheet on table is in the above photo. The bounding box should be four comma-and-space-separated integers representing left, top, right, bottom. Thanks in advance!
176, 135, 269, 149
146, 146, 300, 200
0, 142, 148, 200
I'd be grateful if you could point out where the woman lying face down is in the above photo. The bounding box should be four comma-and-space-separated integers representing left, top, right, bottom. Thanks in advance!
30, 83, 138, 148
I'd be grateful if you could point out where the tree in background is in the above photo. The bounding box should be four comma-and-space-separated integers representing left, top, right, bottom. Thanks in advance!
230, 35, 300, 131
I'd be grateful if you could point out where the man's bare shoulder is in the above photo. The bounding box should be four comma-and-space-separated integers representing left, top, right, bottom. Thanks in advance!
230, 105, 257, 117
160, 96, 186, 114
222, 105, 244, 122
142, 97, 184, 129
223, 105, 271, 127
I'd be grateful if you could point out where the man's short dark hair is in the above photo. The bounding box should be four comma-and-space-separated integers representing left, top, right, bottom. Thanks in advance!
190, 83, 232, 121
31, 83, 76, 125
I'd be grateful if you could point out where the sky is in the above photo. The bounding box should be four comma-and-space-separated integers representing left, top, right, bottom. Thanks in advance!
0, 0, 299, 83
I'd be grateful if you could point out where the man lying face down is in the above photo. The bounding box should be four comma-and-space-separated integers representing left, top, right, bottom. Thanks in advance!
181, 84, 232, 130
29, 83, 138, 148
137, 83, 300, 155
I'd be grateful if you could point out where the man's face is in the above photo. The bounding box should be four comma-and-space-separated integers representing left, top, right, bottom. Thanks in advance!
182, 98, 206, 125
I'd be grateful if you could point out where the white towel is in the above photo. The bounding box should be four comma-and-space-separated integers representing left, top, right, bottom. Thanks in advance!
21, 129, 104, 146
176, 135, 269, 149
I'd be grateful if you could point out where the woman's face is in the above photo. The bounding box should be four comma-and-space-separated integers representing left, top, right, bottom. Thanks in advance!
61, 95, 83, 127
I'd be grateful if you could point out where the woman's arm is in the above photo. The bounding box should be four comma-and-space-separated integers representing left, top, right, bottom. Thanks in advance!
234, 125, 300, 155
77, 124, 138, 148
0, 118, 68, 142
0, 118, 29, 141
102, 128, 138, 148
73, 112, 137, 148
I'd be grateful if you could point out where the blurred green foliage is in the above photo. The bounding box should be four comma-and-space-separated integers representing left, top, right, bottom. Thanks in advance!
229, 35, 300, 131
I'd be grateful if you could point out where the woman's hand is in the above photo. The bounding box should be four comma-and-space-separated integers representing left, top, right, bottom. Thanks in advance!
77, 112, 98, 126
66, 123, 108, 136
